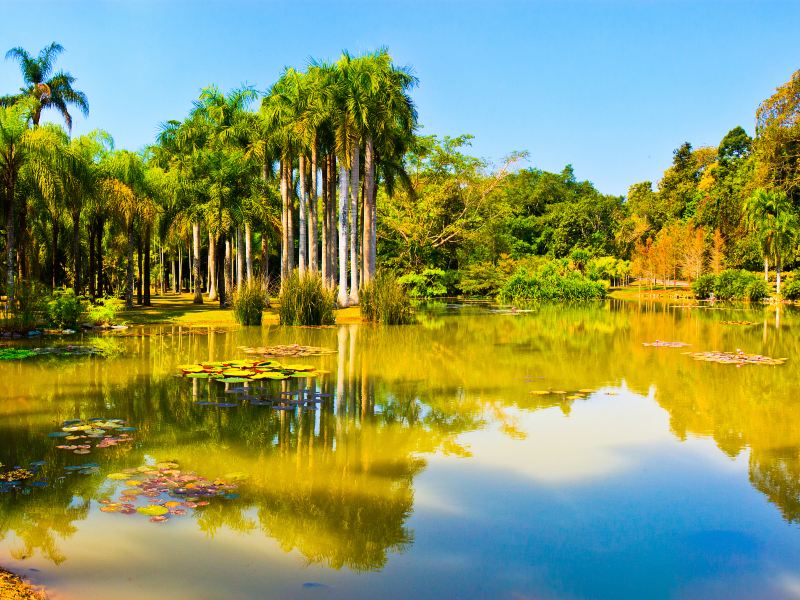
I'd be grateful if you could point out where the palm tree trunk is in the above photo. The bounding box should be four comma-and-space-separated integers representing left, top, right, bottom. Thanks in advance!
224, 237, 233, 302
298, 154, 307, 274
172, 259, 177, 294
764, 257, 769, 282
309, 142, 318, 273
88, 223, 95, 297
236, 226, 244, 288
261, 235, 269, 291
192, 222, 203, 303
50, 219, 59, 290
329, 154, 337, 288
245, 222, 253, 283
5, 172, 16, 302
349, 144, 360, 303
137, 237, 143, 305
144, 224, 152, 306
178, 244, 183, 294
125, 220, 134, 310
287, 165, 295, 273
338, 162, 349, 307
72, 210, 81, 292
321, 153, 329, 285
280, 158, 289, 283
777, 258, 782, 296
216, 234, 226, 308
363, 136, 377, 285
97, 218, 104, 296
208, 232, 217, 301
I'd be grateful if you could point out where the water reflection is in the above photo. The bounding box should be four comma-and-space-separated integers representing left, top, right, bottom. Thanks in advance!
0, 301, 799, 597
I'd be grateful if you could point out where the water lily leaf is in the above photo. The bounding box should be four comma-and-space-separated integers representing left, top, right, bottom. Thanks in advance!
48, 431, 71, 438
222, 369, 251, 376
137, 505, 169, 516
107, 472, 129, 480
284, 364, 315, 372
290, 372, 316, 378
218, 377, 249, 383
178, 364, 204, 372
117, 427, 137, 432
187, 372, 211, 378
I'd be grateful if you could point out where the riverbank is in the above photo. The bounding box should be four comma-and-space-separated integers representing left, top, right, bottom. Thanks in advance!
0, 567, 46, 599
118, 293, 363, 327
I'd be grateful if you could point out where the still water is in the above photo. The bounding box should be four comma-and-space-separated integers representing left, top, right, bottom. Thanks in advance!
1, 300, 800, 599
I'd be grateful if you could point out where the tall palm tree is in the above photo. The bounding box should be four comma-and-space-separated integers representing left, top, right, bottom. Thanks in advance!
744, 188, 798, 294
2, 42, 89, 130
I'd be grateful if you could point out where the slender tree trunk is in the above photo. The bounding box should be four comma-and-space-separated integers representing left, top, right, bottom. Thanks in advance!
777, 258, 782, 296
172, 260, 177, 294
208, 232, 217, 301
224, 237, 233, 302
192, 222, 203, 304
144, 224, 152, 306
287, 165, 295, 273
338, 162, 349, 307
88, 223, 95, 298
321, 153, 329, 285
72, 210, 81, 292
125, 220, 134, 310
4, 170, 17, 303
298, 154, 307, 274
261, 235, 269, 291
178, 244, 183, 294
245, 221, 253, 283
280, 158, 289, 283
764, 257, 769, 282
216, 234, 226, 308
137, 237, 143, 305
236, 225, 245, 288
309, 142, 318, 273
96, 218, 104, 296
363, 136, 377, 285
349, 144, 360, 303
330, 154, 337, 288
50, 219, 58, 290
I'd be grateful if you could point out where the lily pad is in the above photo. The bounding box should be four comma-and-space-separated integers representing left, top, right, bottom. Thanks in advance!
137, 505, 169, 517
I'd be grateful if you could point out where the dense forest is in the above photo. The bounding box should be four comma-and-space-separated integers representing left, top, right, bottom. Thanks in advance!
1, 42, 800, 313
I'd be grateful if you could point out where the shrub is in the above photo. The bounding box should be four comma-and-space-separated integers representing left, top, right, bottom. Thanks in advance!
6, 280, 47, 330
715, 269, 767, 301
278, 271, 335, 326
692, 274, 717, 300
784, 280, 800, 301
497, 264, 606, 303
360, 273, 414, 325
397, 268, 448, 298
232, 283, 268, 326
85, 296, 124, 325
46, 288, 83, 329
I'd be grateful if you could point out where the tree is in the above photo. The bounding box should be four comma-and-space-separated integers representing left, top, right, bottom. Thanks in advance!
744, 188, 798, 294
2, 42, 88, 130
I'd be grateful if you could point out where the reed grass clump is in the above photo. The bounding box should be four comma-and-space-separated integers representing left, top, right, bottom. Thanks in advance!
360, 273, 414, 325
232, 282, 268, 325
278, 271, 335, 326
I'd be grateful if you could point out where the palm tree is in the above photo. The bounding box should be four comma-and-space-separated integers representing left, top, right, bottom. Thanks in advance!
2, 42, 89, 130
744, 188, 799, 295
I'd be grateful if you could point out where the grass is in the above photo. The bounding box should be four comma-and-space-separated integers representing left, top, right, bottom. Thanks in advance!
118, 292, 361, 326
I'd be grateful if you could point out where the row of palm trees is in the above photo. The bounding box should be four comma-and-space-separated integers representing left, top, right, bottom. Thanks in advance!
0, 43, 418, 311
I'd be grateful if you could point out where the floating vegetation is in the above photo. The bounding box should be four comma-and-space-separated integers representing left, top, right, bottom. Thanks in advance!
239, 344, 336, 358
100, 462, 242, 524
0, 461, 48, 493
685, 350, 787, 366
0, 348, 36, 360
0, 344, 117, 361
49, 418, 135, 455
721, 320, 757, 326
529, 389, 591, 398
643, 340, 690, 348
177, 358, 322, 383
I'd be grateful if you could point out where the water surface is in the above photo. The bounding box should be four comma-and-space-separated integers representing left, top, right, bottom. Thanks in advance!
1, 300, 799, 599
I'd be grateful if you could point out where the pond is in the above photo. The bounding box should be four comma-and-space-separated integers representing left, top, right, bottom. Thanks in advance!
1, 299, 799, 599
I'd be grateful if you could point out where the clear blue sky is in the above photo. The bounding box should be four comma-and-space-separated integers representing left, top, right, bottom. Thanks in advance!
0, 0, 797, 196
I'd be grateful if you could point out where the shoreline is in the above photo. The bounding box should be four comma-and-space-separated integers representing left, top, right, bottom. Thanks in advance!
0, 567, 47, 599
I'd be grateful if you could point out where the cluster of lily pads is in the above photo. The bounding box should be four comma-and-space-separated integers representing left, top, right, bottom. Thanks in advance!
642, 340, 690, 348
101, 462, 244, 523
685, 350, 787, 366
178, 359, 321, 384
0, 460, 47, 493
0, 345, 107, 361
239, 344, 336, 358
49, 419, 136, 455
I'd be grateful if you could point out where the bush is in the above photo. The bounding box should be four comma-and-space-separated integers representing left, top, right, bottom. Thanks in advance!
278, 271, 336, 326
232, 283, 268, 326
784, 280, 800, 301
715, 269, 766, 301
692, 274, 717, 300
397, 268, 448, 298
46, 288, 83, 329
6, 280, 47, 330
497, 263, 606, 303
85, 296, 124, 325
360, 273, 414, 325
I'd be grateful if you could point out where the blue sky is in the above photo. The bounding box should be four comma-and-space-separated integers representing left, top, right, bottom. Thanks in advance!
0, 0, 797, 196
